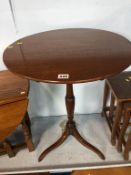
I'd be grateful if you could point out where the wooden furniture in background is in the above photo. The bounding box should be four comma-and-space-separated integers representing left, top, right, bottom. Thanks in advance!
0, 70, 34, 157
3, 28, 131, 161
117, 102, 131, 160
102, 72, 131, 160
11, 173, 50, 175
72, 166, 131, 175
124, 130, 131, 160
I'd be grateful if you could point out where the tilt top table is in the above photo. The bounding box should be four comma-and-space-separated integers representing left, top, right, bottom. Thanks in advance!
3, 28, 131, 162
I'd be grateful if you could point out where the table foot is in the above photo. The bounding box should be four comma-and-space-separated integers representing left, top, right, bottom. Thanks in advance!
38, 128, 69, 162
38, 121, 105, 162
72, 125, 105, 160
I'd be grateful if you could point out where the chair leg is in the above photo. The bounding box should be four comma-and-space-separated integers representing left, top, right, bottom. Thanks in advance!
117, 110, 130, 152
25, 112, 31, 128
111, 101, 123, 145
25, 112, 31, 134
3, 140, 15, 158
102, 81, 109, 115
124, 131, 131, 160
22, 117, 34, 152
109, 92, 115, 120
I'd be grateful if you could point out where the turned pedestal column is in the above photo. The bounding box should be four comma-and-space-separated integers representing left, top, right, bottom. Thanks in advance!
38, 84, 105, 161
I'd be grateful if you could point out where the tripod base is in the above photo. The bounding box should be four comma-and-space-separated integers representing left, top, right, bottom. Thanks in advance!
38, 120, 105, 162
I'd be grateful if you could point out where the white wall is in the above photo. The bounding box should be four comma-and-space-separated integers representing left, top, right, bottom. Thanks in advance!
0, 0, 131, 117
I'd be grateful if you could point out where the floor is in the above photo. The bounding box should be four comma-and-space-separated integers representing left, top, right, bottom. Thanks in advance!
0, 114, 131, 174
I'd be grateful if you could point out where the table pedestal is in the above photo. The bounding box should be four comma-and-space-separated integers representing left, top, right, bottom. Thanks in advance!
38, 84, 105, 162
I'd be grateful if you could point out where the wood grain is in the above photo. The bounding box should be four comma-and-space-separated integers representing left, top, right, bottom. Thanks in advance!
0, 70, 29, 141
72, 166, 131, 175
0, 99, 28, 141
0, 70, 28, 105
3, 28, 131, 84
107, 71, 131, 101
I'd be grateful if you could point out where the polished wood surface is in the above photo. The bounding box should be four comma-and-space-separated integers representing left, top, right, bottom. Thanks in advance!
3, 28, 131, 84
0, 70, 34, 157
0, 70, 29, 141
3, 29, 131, 161
72, 166, 131, 175
0, 70, 28, 105
0, 99, 28, 141
107, 71, 131, 100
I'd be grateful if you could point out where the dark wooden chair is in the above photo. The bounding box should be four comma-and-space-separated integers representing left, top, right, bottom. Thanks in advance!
115, 102, 131, 160
0, 70, 34, 157
124, 129, 131, 160
102, 71, 131, 160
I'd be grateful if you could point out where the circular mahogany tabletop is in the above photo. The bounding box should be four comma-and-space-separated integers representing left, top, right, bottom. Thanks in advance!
3, 28, 131, 84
